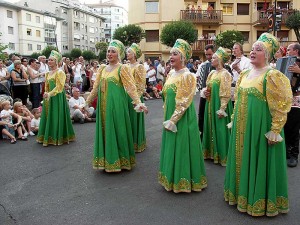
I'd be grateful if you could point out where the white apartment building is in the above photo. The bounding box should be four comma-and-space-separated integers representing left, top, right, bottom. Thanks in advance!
87, 0, 128, 42
18, 0, 106, 54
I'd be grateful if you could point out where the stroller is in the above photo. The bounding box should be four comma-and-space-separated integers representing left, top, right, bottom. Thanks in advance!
0, 83, 13, 105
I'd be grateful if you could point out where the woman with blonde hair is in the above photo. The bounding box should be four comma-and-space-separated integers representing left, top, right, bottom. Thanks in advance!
201, 47, 233, 166
126, 43, 147, 152
37, 50, 75, 146
85, 40, 147, 172
159, 39, 207, 193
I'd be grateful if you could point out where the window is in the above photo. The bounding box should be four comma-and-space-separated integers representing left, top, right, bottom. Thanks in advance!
277, 30, 289, 41
241, 31, 250, 42
89, 27, 95, 34
8, 42, 15, 50
36, 16, 40, 23
81, 23, 84, 29
7, 10, 13, 18
8, 26, 14, 34
89, 16, 95, 23
117, 24, 119, 27
28, 44, 32, 51
27, 28, 32, 36
221, 4, 233, 15
145, 30, 159, 42
74, 22, 80, 30
74, 10, 79, 18
36, 30, 41, 37
237, 4, 249, 15
74, 34, 80, 41
62, 8, 67, 14
90, 47, 95, 52
74, 45, 80, 49
63, 45, 69, 50
90, 37, 95, 43
145, 1, 159, 13
26, 13, 31, 21
37, 44, 41, 50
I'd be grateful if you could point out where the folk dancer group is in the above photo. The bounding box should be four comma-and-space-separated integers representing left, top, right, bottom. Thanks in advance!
36, 32, 294, 217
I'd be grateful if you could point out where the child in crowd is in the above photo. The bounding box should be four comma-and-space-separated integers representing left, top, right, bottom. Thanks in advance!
13, 101, 35, 136
155, 79, 164, 97
0, 100, 25, 142
31, 108, 41, 135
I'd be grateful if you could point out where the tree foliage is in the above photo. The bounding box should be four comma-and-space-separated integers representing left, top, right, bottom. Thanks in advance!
70, 48, 82, 59
62, 52, 71, 59
215, 30, 244, 54
160, 20, 197, 47
30, 52, 42, 59
286, 10, 300, 43
41, 45, 58, 58
95, 42, 108, 52
112, 24, 145, 46
0, 33, 8, 60
82, 50, 97, 62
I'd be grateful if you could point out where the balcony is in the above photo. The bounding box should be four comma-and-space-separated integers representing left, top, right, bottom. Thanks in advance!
192, 40, 216, 52
253, 9, 296, 27
180, 10, 223, 25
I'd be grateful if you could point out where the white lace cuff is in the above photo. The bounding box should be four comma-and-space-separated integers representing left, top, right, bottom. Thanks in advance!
200, 88, 207, 98
163, 120, 177, 133
227, 121, 232, 129
265, 131, 283, 142
134, 103, 147, 112
216, 109, 228, 117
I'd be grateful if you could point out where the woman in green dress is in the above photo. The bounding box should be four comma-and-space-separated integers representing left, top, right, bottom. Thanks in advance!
159, 39, 207, 193
224, 33, 292, 216
85, 40, 147, 172
126, 43, 146, 153
202, 47, 233, 166
37, 50, 75, 146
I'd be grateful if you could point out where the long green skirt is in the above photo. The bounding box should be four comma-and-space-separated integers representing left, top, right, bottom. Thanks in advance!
224, 85, 289, 216
92, 77, 135, 172
37, 80, 75, 146
202, 80, 232, 166
159, 84, 207, 193
127, 96, 146, 152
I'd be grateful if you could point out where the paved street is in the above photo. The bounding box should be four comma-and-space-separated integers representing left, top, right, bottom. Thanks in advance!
0, 96, 299, 225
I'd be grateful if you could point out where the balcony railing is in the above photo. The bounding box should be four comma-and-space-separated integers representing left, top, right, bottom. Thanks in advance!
180, 10, 223, 24
192, 40, 216, 52
253, 9, 296, 27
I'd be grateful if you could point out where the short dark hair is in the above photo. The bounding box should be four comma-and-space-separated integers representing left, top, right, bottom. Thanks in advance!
29, 58, 36, 65
292, 43, 300, 57
205, 44, 214, 52
21, 58, 28, 63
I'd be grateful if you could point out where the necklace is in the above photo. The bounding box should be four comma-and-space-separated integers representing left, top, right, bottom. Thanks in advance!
106, 63, 120, 72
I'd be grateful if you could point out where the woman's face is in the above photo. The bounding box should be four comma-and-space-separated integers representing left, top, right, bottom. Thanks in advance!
0, 61, 3, 68
93, 61, 98, 68
15, 63, 21, 69
211, 54, 221, 68
274, 49, 283, 59
169, 51, 182, 69
107, 47, 119, 64
126, 49, 135, 61
48, 57, 57, 68
250, 43, 267, 68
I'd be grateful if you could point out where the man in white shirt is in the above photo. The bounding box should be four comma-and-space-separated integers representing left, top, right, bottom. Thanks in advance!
38, 55, 49, 95
148, 64, 157, 86
156, 60, 165, 81
72, 56, 85, 92
69, 88, 94, 123
230, 43, 251, 85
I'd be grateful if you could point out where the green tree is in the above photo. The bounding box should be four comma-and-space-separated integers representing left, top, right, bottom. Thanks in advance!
30, 52, 42, 59
215, 30, 244, 55
95, 42, 108, 61
286, 10, 300, 43
112, 24, 145, 46
62, 52, 71, 59
0, 33, 8, 60
41, 45, 58, 58
82, 50, 97, 62
70, 48, 82, 59
160, 20, 197, 47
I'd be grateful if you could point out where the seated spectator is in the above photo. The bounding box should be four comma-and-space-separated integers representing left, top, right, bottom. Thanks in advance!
30, 108, 41, 135
145, 83, 161, 99
13, 101, 35, 136
69, 87, 95, 124
156, 79, 164, 96
0, 100, 25, 141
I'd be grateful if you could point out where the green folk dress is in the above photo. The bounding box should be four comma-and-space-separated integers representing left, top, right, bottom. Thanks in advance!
86, 64, 142, 172
159, 68, 207, 193
37, 69, 75, 146
202, 69, 233, 166
224, 69, 292, 216
127, 63, 146, 152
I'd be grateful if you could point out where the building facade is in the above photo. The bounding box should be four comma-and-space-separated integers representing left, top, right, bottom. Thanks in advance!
87, 0, 128, 43
129, 0, 299, 61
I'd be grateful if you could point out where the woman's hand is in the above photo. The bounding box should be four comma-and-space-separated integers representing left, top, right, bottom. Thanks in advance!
204, 88, 211, 98
43, 92, 49, 99
268, 139, 278, 145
